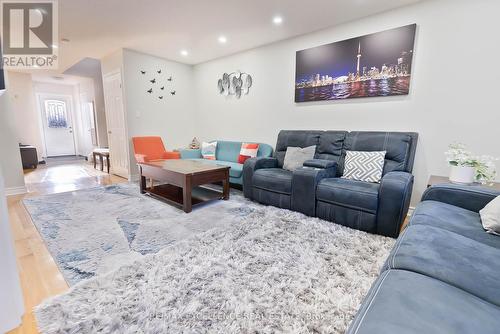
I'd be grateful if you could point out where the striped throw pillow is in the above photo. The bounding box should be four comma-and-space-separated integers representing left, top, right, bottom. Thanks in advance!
201, 141, 217, 160
342, 151, 386, 183
238, 143, 259, 164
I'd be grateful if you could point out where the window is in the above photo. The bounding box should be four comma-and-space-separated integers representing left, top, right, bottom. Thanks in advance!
44, 100, 68, 128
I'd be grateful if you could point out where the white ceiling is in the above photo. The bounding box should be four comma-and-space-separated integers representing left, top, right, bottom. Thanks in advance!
54, 0, 422, 71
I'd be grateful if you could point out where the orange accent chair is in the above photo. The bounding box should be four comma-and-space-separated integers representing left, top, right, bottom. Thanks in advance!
132, 136, 180, 163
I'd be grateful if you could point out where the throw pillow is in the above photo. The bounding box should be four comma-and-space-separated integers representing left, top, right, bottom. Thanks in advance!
283, 146, 316, 171
480, 196, 500, 235
201, 141, 217, 160
342, 151, 386, 183
238, 143, 259, 164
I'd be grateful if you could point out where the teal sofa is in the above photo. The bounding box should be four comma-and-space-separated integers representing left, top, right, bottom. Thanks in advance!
179, 141, 273, 185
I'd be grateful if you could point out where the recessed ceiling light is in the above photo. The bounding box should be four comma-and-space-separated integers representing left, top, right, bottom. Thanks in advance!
180, 50, 189, 56
272, 16, 283, 25
218, 35, 227, 44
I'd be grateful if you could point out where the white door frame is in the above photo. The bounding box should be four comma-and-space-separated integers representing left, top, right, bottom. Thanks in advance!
103, 70, 130, 178
36, 92, 78, 158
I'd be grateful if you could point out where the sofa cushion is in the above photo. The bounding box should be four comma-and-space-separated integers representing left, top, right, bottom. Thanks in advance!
342, 151, 386, 183
410, 200, 500, 249
317, 178, 379, 214
480, 195, 500, 235
386, 224, 500, 307
190, 159, 243, 179
347, 269, 500, 334
253, 168, 293, 195
215, 141, 242, 163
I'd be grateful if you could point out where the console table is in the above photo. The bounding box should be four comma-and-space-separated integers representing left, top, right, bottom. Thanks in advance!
427, 175, 500, 191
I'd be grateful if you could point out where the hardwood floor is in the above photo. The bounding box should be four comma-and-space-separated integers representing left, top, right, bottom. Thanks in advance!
7, 159, 126, 334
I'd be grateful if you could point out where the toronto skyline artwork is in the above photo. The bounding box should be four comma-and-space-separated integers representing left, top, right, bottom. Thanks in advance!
295, 24, 416, 102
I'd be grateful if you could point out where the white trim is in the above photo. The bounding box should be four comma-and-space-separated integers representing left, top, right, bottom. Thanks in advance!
5, 186, 27, 196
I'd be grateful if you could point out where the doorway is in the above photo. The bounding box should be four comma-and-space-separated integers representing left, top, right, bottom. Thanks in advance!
103, 71, 129, 178
38, 94, 77, 157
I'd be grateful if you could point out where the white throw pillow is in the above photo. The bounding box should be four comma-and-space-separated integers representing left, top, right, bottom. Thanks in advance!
480, 196, 500, 235
342, 151, 386, 183
201, 141, 217, 160
283, 146, 316, 171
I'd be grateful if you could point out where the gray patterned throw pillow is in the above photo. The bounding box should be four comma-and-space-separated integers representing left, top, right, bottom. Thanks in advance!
342, 151, 386, 183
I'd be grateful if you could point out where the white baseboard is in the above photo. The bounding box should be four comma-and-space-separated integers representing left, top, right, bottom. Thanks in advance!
5, 186, 27, 196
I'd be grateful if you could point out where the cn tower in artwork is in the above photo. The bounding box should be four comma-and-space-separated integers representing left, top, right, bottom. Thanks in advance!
356, 42, 362, 78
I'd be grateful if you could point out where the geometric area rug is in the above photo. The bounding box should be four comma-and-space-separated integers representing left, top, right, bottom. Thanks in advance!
34, 185, 395, 333
23, 183, 256, 285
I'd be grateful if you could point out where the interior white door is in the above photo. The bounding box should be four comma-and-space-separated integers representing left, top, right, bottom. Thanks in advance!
40, 96, 76, 157
103, 71, 129, 178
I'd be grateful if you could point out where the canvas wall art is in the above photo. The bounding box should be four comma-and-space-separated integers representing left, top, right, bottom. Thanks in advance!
295, 24, 416, 102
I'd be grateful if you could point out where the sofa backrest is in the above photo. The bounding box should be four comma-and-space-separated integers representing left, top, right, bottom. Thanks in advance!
343, 131, 418, 175
275, 130, 323, 167
216, 141, 273, 163
275, 130, 418, 175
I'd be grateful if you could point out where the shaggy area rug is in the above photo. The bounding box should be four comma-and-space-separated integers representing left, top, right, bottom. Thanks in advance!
35, 200, 394, 334
23, 183, 252, 285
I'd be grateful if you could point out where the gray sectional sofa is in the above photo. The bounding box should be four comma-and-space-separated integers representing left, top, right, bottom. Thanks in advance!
243, 130, 418, 237
347, 183, 500, 333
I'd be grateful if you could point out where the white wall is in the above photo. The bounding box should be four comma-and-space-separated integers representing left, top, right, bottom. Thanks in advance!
193, 0, 500, 204
0, 168, 24, 332
7, 72, 45, 161
101, 49, 196, 178
0, 73, 26, 192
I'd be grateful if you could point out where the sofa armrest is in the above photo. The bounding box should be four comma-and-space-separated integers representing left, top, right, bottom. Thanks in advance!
376, 172, 414, 238
162, 151, 181, 159
179, 149, 202, 159
303, 159, 337, 169
292, 165, 337, 216
134, 153, 149, 163
242, 157, 279, 199
421, 184, 500, 213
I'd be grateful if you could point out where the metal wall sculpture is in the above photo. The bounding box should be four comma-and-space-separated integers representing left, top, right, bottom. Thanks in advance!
218, 71, 252, 98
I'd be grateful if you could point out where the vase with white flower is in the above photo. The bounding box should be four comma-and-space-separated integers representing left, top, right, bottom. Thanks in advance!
445, 143, 498, 185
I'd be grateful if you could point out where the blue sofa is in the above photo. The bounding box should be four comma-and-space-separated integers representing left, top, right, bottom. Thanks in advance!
347, 184, 500, 333
243, 130, 418, 237
179, 141, 273, 185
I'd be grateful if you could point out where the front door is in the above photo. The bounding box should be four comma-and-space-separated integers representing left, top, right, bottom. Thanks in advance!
40, 95, 76, 157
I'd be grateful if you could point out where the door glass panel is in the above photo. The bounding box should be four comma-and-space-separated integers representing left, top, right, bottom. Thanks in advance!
44, 100, 68, 128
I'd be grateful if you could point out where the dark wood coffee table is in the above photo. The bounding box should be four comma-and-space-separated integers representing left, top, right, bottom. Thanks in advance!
138, 159, 230, 213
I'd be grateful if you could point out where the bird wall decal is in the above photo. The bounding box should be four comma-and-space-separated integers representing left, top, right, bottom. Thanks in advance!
150, 78, 156, 84
158, 96, 163, 99
170, 91, 176, 95
167, 77, 172, 81
147, 88, 153, 93
160, 86, 164, 90
157, 70, 162, 74
140, 70, 146, 75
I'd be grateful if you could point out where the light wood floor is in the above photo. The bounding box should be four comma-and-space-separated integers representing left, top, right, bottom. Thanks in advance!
7, 159, 126, 334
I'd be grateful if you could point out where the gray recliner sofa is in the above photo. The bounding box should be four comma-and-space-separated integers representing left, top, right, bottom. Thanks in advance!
243, 130, 418, 237
347, 184, 500, 333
